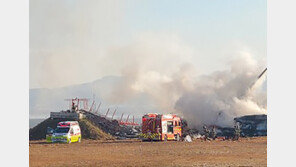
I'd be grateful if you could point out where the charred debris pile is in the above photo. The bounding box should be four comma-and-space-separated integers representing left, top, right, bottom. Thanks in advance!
213, 114, 267, 138
234, 114, 267, 136
182, 114, 267, 139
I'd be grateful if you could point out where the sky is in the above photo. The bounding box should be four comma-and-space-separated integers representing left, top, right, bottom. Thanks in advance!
30, 0, 266, 89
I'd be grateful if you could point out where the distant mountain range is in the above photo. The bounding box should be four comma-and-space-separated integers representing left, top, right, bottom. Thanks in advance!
30, 76, 157, 119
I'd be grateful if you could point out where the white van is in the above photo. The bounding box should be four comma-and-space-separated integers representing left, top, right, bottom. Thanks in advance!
47, 121, 81, 143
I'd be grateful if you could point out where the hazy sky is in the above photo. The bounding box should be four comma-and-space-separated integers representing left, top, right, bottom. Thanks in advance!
30, 0, 266, 89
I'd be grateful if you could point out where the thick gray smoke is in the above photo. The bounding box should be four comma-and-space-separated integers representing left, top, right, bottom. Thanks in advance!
30, 23, 266, 125
106, 46, 267, 128
175, 58, 267, 128
30, 1, 266, 123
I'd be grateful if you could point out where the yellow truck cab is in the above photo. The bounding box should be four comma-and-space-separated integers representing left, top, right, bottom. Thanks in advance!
48, 121, 81, 143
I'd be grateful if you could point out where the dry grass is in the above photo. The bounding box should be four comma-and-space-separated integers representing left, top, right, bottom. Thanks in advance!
30, 137, 266, 167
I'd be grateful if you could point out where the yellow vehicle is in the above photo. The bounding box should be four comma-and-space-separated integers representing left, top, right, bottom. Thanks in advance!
47, 121, 81, 143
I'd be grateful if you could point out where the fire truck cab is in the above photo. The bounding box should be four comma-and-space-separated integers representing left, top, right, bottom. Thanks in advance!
140, 113, 182, 141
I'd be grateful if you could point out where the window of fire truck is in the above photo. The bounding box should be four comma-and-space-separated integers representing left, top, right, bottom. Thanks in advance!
167, 121, 173, 133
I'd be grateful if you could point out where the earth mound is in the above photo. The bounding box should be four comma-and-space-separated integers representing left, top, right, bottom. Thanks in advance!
29, 117, 114, 140
79, 119, 114, 140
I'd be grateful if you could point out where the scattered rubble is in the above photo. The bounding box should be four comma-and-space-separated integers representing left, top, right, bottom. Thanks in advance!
180, 114, 267, 141
184, 135, 192, 142
216, 127, 235, 139
192, 133, 202, 140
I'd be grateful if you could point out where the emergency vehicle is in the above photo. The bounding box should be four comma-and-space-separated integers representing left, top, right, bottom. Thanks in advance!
140, 113, 182, 141
47, 121, 81, 143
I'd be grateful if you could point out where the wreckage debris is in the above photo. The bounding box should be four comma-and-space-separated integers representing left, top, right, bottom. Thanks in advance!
213, 114, 267, 139
184, 135, 192, 142
234, 114, 267, 137
180, 114, 267, 141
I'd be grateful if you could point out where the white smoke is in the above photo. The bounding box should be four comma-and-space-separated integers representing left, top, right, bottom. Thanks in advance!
30, 1, 266, 123
104, 32, 195, 110
103, 35, 267, 128
175, 53, 267, 128
31, 21, 266, 126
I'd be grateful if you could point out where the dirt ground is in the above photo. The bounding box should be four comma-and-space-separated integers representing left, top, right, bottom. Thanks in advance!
29, 137, 266, 167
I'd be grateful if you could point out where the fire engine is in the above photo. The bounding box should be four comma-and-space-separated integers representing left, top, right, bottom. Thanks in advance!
140, 113, 182, 141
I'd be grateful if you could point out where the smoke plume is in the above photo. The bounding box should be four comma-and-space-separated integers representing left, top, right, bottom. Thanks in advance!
31, 22, 266, 126
106, 41, 267, 128
175, 54, 267, 128
30, 1, 266, 124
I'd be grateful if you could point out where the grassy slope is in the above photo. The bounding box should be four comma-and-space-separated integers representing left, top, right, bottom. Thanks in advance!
78, 119, 114, 140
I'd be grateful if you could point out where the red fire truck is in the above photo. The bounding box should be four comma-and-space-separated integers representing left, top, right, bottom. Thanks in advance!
140, 113, 182, 141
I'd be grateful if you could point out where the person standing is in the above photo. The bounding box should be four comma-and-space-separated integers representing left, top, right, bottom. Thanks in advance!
210, 126, 217, 140
233, 125, 241, 140
203, 126, 210, 141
